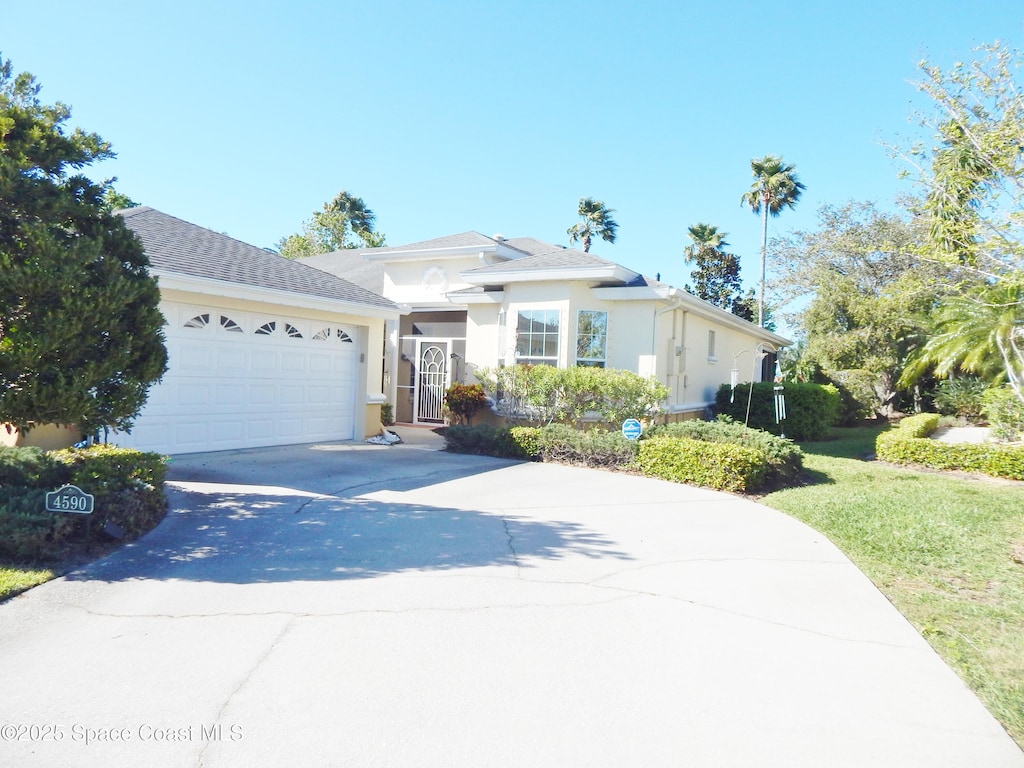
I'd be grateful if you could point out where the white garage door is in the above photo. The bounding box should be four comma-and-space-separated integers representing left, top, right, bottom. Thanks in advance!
116, 302, 359, 454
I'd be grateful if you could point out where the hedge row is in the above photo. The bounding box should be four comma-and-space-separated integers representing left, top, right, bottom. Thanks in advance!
714, 382, 840, 441
876, 413, 1024, 481
649, 418, 803, 485
444, 422, 786, 492
0, 444, 167, 561
637, 437, 767, 493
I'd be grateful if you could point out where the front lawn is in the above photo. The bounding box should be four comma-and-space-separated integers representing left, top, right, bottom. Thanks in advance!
762, 426, 1024, 748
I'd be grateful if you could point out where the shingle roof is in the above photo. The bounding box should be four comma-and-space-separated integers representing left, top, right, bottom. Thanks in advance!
362, 231, 502, 253
463, 246, 618, 275
119, 207, 397, 310
300, 250, 386, 295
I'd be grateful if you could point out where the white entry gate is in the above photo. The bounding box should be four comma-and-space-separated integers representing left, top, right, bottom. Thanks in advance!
415, 340, 449, 423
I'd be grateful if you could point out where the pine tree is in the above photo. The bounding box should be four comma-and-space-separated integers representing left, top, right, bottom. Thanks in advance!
0, 56, 167, 435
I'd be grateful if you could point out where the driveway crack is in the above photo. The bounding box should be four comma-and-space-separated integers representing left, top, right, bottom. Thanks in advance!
197, 615, 295, 767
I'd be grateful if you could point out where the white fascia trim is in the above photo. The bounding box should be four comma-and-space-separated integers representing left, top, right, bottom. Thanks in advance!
461, 264, 636, 284
363, 244, 505, 263
450, 291, 505, 304
592, 285, 673, 300
592, 284, 792, 347
154, 271, 402, 321
404, 302, 469, 312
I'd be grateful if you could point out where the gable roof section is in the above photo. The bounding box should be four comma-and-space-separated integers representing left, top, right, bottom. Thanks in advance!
300, 249, 385, 295
119, 207, 397, 312
460, 242, 639, 284
359, 231, 530, 262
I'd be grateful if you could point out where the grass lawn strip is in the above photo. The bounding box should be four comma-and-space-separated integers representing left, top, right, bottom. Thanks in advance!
762, 426, 1024, 749
0, 565, 55, 601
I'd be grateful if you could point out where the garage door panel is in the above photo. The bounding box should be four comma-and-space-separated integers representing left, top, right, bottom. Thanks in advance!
117, 305, 360, 453
280, 352, 307, 373
178, 383, 210, 406
179, 345, 213, 370
216, 348, 247, 372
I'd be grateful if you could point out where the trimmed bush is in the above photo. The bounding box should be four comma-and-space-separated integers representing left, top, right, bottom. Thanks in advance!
444, 383, 488, 425
0, 446, 70, 489
473, 364, 668, 427
0, 444, 168, 561
444, 424, 538, 459
650, 417, 803, 485
715, 382, 840, 441
637, 437, 767, 493
536, 425, 638, 469
982, 387, 1024, 443
876, 413, 1024, 481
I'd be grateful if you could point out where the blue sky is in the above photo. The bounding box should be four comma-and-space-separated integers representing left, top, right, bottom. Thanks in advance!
5, 1, 1024, 311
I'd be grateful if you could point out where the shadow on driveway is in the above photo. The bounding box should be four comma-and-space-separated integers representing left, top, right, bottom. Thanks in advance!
68, 474, 632, 584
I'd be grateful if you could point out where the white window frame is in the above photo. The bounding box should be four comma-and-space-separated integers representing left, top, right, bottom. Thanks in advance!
576, 309, 608, 367
515, 308, 560, 366
707, 330, 717, 362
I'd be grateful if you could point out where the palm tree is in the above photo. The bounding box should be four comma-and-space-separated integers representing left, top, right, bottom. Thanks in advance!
900, 280, 1024, 404
567, 197, 618, 252
329, 190, 376, 243
683, 223, 742, 310
741, 155, 805, 326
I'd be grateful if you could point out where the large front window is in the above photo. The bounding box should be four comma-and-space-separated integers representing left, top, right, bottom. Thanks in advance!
576, 310, 607, 367
516, 309, 560, 365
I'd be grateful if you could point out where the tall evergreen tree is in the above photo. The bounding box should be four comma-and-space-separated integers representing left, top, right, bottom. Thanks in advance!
0, 55, 167, 435
683, 223, 743, 309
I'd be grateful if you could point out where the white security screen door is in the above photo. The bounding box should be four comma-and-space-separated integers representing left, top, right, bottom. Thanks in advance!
415, 340, 449, 423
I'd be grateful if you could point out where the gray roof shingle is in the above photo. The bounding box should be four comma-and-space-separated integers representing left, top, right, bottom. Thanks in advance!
300, 249, 386, 295
463, 246, 619, 275
119, 207, 397, 311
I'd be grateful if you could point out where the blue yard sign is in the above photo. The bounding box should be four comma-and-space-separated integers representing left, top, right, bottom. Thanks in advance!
621, 418, 643, 441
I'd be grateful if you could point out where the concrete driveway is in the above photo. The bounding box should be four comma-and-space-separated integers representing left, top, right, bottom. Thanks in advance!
1, 429, 1022, 768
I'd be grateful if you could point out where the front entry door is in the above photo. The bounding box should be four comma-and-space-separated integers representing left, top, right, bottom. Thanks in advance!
415, 340, 449, 423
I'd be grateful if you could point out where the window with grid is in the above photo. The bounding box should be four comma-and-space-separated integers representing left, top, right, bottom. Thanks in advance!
576, 310, 607, 367
516, 309, 560, 365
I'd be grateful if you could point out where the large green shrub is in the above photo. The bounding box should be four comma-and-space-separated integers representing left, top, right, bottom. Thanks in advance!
535, 425, 638, 469
876, 413, 1024, 480
444, 425, 538, 459
650, 417, 803, 484
0, 444, 167, 560
473, 364, 668, 427
0, 446, 70, 489
933, 377, 987, 420
715, 382, 840, 440
982, 387, 1024, 443
637, 437, 767, 492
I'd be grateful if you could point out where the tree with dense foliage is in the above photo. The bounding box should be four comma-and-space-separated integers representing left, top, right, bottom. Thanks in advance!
277, 189, 386, 258
0, 56, 167, 435
683, 223, 741, 306
741, 155, 805, 326
896, 42, 1024, 403
567, 197, 618, 253
772, 201, 957, 416
901, 281, 1024, 403
101, 187, 138, 212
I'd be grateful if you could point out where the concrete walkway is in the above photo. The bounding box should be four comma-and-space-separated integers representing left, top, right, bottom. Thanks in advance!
0, 434, 1021, 767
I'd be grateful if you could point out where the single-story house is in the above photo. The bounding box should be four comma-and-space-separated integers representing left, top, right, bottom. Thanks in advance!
301, 232, 791, 425
109, 207, 402, 454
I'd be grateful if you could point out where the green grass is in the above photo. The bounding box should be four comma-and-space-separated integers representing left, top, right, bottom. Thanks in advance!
762, 426, 1024, 748
0, 564, 56, 602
